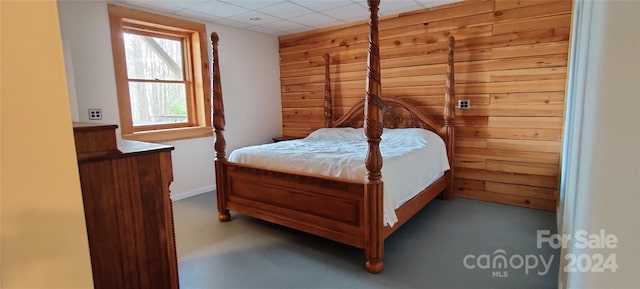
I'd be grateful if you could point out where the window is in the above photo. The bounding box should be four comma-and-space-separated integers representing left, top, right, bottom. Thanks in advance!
108, 4, 211, 142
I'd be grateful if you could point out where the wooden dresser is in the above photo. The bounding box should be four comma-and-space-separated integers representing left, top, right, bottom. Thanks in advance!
73, 122, 179, 289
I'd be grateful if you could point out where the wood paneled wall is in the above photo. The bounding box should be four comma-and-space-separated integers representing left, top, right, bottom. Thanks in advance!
278, 0, 572, 211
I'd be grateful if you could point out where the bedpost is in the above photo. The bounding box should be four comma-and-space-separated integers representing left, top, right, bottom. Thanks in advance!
324, 53, 333, 128
442, 36, 456, 201
364, 0, 384, 274
211, 32, 230, 222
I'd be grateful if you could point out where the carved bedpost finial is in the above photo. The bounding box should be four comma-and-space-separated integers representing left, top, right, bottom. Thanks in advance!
364, 0, 384, 275
211, 32, 219, 44
324, 53, 333, 128
211, 32, 226, 162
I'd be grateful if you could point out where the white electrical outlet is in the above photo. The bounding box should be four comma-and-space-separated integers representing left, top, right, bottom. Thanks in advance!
88, 109, 102, 120
458, 99, 470, 110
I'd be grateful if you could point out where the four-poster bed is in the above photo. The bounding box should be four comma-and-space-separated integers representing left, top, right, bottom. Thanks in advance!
210, 0, 456, 273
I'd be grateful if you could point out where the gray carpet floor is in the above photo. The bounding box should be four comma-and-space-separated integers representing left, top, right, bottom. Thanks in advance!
173, 192, 559, 289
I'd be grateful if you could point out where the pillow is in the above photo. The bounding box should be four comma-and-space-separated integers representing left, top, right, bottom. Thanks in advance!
305, 127, 365, 141
382, 128, 433, 140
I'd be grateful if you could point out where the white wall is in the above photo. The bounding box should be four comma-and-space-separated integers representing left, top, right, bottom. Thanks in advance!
561, 0, 640, 288
57, 1, 282, 199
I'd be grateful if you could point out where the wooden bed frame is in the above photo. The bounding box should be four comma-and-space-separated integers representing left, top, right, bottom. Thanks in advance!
210, 0, 455, 273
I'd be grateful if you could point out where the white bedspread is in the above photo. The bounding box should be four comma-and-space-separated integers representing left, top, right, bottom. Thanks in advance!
228, 127, 450, 227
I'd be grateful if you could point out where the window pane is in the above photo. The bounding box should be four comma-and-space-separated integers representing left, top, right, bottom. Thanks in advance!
129, 82, 188, 126
124, 33, 183, 81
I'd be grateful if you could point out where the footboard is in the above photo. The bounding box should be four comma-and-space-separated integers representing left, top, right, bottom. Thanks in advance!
219, 161, 368, 248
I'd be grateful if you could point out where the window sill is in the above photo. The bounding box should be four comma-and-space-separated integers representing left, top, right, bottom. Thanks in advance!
122, 126, 213, 143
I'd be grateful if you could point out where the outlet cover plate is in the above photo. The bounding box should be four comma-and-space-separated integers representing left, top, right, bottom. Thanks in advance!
88, 109, 102, 120
458, 99, 470, 110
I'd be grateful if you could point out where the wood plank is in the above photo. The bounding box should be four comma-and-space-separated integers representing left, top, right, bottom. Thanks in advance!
380, 54, 568, 79
280, 42, 368, 63
493, 14, 572, 35
380, 13, 497, 40
283, 122, 324, 129
485, 181, 558, 200
456, 147, 560, 164
281, 99, 324, 108
492, 41, 569, 59
455, 157, 487, 169
457, 79, 567, 94
280, 22, 369, 48
495, 0, 568, 11
486, 160, 559, 176
455, 137, 488, 148
281, 62, 365, 78
382, 48, 493, 69
456, 104, 565, 117
493, 0, 572, 23
487, 138, 561, 153
456, 189, 556, 211
455, 167, 558, 188
279, 58, 328, 73
455, 26, 570, 51
383, 74, 455, 87
454, 178, 486, 191
281, 82, 324, 93
282, 114, 325, 123
490, 92, 566, 105
456, 126, 562, 141
455, 116, 489, 126
488, 116, 564, 129
279, 32, 368, 55
382, 85, 446, 97
380, 25, 494, 50
489, 67, 567, 82
281, 91, 325, 101
458, 54, 568, 73
281, 74, 327, 86
376, 67, 567, 86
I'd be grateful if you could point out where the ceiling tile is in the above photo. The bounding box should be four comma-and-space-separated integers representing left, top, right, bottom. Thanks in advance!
289, 12, 343, 27
220, 0, 285, 10
260, 2, 315, 18
279, 25, 314, 35
246, 25, 281, 35
292, 0, 353, 12
416, 0, 461, 8
228, 11, 281, 25
123, 0, 183, 13
215, 17, 255, 28
321, 3, 368, 22
259, 19, 312, 31
175, 8, 223, 23
188, 0, 251, 17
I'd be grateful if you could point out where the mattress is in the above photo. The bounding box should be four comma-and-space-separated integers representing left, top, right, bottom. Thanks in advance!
228, 127, 450, 227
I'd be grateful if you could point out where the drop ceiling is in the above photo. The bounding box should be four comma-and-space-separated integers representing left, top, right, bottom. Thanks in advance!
114, 0, 463, 36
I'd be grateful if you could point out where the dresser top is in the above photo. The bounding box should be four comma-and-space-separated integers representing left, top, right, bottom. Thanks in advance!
72, 122, 118, 131
73, 122, 173, 162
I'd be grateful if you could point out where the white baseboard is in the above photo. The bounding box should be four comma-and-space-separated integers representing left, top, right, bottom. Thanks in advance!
170, 185, 215, 201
